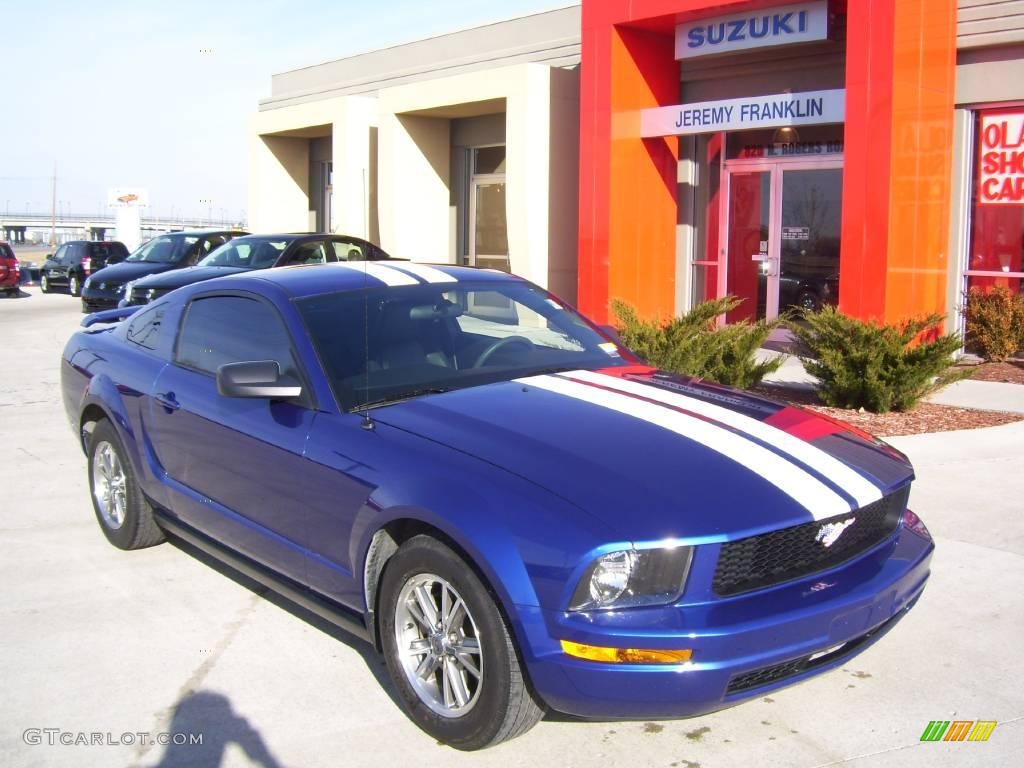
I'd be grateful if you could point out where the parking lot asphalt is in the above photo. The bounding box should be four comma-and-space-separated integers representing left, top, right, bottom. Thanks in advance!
1, 287, 1021, 768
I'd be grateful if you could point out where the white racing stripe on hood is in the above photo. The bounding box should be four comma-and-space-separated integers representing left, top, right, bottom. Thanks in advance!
517, 374, 852, 520
386, 262, 458, 284
566, 369, 883, 509
336, 262, 420, 287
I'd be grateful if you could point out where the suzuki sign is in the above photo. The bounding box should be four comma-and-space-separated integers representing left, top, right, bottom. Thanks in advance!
676, 2, 829, 60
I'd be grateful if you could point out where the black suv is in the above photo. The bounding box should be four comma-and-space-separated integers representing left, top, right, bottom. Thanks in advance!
81, 230, 245, 313
123, 233, 394, 307
40, 241, 130, 296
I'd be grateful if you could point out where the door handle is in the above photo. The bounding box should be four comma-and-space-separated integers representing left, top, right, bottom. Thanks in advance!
155, 392, 180, 412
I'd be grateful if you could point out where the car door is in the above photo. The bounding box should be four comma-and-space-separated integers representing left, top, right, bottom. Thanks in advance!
146, 291, 317, 583
47, 244, 69, 285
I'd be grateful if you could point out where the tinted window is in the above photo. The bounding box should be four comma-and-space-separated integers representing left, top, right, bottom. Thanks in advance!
298, 281, 624, 410
50, 245, 66, 264
126, 305, 166, 351
200, 238, 290, 269
65, 244, 84, 264
289, 241, 328, 265
128, 236, 197, 264
331, 240, 369, 261
176, 295, 297, 378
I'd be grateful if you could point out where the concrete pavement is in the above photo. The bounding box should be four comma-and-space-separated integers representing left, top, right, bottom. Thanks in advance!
1, 287, 1022, 767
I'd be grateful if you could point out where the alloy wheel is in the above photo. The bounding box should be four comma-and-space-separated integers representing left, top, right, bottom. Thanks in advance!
92, 441, 127, 530
394, 573, 484, 718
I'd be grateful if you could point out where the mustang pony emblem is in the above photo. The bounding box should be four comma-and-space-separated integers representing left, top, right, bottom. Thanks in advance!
816, 518, 856, 548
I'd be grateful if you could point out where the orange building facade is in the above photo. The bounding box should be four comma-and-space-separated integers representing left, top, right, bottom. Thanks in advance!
577, 0, 965, 326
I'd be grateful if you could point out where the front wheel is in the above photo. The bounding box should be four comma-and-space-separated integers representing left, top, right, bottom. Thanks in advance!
40, 274, 51, 293
379, 535, 544, 749
87, 419, 165, 550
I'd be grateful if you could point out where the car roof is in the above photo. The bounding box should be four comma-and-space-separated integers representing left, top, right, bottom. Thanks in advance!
224, 261, 520, 299
161, 230, 245, 237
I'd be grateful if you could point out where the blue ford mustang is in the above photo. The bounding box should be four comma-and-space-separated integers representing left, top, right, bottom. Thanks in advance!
61, 262, 933, 749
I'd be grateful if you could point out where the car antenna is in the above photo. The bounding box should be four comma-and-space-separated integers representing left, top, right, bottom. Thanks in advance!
361, 259, 375, 431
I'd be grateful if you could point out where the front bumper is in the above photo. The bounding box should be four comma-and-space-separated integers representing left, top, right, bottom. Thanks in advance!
81, 290, 123, 314
518, 523, 933, 719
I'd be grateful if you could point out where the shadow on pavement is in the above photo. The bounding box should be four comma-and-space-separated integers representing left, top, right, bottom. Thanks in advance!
166, 536, 403, 711
150, 690, 283, 768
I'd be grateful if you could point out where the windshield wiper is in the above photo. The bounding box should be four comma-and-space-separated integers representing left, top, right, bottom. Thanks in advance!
353, 386, 454, 412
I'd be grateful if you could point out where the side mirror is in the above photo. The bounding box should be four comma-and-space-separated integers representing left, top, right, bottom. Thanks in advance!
216, 360, 301, 399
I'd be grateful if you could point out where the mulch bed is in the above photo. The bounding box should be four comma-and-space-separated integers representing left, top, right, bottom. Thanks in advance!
960, 360, 1024, 385
752, 384, 1024, 437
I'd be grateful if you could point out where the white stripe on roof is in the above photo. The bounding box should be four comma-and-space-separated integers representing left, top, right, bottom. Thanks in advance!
337, 262, 419, 287
387, 262, 458, 284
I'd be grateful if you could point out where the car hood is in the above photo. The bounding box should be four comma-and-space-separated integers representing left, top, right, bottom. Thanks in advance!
371, 367, 914, 543
88, 261, 180, 284
133, 265, 250, 289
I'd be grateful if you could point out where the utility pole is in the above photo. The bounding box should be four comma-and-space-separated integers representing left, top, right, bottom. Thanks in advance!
50, 161, 57, 247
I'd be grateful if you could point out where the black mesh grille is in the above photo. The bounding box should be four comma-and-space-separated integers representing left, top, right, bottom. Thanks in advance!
713, 485, 909, 597
82, 298, 116, 313
725, 610, 903, 695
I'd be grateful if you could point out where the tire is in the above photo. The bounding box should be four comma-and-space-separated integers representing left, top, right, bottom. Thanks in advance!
379, 535, 544, 749
87, 419, 165, 550
797, 290, 821, 313
69, 274, 81, 297
40, 274, 51, 293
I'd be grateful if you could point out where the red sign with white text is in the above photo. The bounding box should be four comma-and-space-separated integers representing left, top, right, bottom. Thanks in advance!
980, 112, 1024, 205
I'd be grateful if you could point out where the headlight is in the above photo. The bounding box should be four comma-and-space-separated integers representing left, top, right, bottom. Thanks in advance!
84, 276, 93, 289
568, 546, 693, 611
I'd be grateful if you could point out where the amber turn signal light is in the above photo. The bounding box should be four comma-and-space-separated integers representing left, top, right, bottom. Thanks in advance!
560, 639, 693, 664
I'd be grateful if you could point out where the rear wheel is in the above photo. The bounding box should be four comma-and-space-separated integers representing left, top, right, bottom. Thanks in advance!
87, 419, 165, 550
379, 535, 544, 750
69, 274, 82, 297
40, 274, 51, 293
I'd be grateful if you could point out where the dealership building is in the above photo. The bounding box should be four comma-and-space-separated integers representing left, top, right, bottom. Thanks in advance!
248, 1, 1024, 329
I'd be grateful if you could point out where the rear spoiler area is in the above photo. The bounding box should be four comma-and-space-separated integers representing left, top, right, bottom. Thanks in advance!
81, 305, 142, 328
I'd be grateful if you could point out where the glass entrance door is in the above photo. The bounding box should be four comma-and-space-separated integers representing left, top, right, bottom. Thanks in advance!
470, 179, 509, 272
723, 160, 842, 321
724, 169, 771, 323
778, 168, 842, 314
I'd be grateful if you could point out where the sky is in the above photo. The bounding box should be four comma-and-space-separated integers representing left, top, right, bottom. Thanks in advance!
0, 0, 568, 223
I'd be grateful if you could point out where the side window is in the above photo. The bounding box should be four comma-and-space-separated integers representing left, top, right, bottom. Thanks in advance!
176, 296, 297, 379
204, 235, 229, 252
290, 242, 328, 265
51, 245, 67, 264
126, 306, 166, 351
64, 244, 82, 265
331, 241, 366, 262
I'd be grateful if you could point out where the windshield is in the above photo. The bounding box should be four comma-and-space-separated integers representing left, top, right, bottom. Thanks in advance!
200, 237, 291, 269
298, 281, 629, 410
127, 236, 197, 264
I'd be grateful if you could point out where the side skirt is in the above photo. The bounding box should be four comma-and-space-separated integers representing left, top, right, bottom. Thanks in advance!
154, 510, 373, 645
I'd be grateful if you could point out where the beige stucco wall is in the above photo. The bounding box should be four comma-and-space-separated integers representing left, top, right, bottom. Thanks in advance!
248, 95, 378, 236
376, 63, 579, 294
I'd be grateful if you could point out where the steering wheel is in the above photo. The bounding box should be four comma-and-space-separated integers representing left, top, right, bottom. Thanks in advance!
472, 336, 534, 368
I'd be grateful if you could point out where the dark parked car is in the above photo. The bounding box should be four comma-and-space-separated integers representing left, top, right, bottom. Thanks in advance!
62, 262, 932, 749
779, 272, 839, 313
0, 242, 20, 296
122, 233, 393, 307
40, 241, 130, 296
81, 230, 245, 313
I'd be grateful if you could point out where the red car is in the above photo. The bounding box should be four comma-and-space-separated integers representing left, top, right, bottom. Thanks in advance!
0, 242, 20, 297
